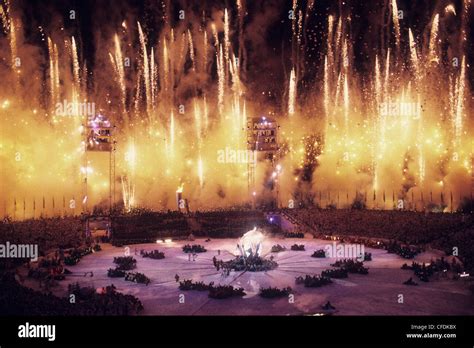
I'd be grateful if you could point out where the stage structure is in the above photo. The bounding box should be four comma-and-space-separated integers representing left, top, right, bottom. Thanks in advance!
82, 114, 116, 215
247, 116, 279, 207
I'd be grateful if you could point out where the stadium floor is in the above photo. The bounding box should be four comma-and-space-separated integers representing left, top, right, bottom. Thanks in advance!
53, 238, 474, 315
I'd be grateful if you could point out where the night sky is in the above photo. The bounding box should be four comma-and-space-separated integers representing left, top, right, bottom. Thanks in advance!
5, 0, 473, 111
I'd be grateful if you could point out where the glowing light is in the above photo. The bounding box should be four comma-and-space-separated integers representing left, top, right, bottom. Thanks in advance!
239, 227, 265, 257
445, 4, 456, 15
1, 100, 10, 109
198, 157, 204, 188
80, 166, 93, 174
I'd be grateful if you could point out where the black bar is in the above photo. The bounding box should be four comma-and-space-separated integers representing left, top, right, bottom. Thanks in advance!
0, 316, 472, 346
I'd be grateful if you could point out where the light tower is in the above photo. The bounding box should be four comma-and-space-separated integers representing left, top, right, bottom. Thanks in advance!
246, 116, 279, 208
82, 114, 116, 216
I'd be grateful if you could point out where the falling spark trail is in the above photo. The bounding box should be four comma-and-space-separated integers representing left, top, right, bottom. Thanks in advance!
71, 37, 80, 90
71, 36, 81, 122
334, 71, 342, 107
203, 96, 209, 133
198, 156, 204, 188
211, 23, 218, 50
454, 56, 466, 143
327, 15, 334, 69
375, 55, 382, 107
138, 22, 152, 118
48, 37, 59, 110
236, 0, 246, 76
291, 0, 297, 49
194, 100, 202, 144
343, 73, 349, 135
9, 17, 18, 83
187, 29, 195, 71
288, 68, 296, 116
335, 17, 342, 60
224, 9, 230, 72
408, 29, 419, 78
342, 39, 348, 70
418, 100, 425, 186
170, 111, 175, 156
297, 9, 303, 47
217, 44, 225, 116
461, 0, 470, 49
203, 30, 208, 72
391, 0, 401, 52
0, 4, 8, 33
113, 34, 126, 113
384, 49, 390, 99
323, 55, 330, 131
150, 47, 157, 113
163, 38, 169, 94
428, 14, 440, 64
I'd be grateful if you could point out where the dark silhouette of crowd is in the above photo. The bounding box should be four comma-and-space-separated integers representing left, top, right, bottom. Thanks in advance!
0, 217, 84, 256
192, 210, 280, 238
0, 273, 143, 315
112, 211, 190, 245
284, 208, 474, 272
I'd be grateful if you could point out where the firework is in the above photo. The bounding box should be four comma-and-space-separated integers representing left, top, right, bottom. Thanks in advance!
0, 0, 472, 217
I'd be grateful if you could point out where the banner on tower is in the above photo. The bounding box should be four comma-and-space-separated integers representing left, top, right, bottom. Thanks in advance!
85, 114, 113, 152
247, 116, 278, 152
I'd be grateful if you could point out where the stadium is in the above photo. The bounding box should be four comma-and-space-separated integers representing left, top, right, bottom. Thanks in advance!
0, 0, 473, 326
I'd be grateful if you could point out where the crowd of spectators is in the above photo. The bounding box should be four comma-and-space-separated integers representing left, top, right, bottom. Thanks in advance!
0, 217, 84, 254
0, 273, 143, 315
111, 211, 190, 245
284, 208, 474, 272
192, 210, 280, 237
1, 206, 472, 315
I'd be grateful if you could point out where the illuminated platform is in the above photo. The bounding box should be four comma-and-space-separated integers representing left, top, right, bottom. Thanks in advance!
54, 238, 473, 315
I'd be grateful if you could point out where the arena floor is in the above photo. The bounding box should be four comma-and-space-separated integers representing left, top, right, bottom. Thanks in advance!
54, 237, 474, 315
